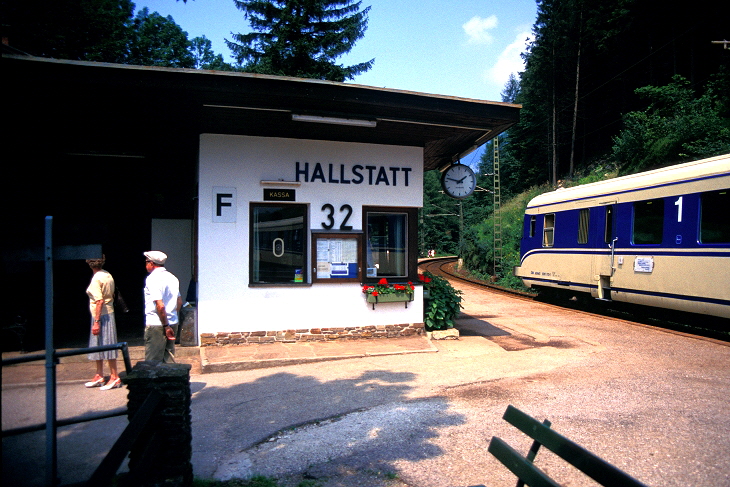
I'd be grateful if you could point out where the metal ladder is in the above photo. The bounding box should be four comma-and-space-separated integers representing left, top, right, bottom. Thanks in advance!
493, 137, 503, 278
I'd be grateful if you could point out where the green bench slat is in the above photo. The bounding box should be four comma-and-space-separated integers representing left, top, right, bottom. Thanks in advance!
488, 437, 562, 487
500, 405, 649, 487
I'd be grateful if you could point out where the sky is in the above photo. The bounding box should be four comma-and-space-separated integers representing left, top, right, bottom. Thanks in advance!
134, 0, 537, 103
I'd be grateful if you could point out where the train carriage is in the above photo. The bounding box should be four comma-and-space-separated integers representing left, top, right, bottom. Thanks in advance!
514, 153, 730, 319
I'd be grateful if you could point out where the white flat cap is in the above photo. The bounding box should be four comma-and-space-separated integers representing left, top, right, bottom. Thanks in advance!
144, 251, 168, 265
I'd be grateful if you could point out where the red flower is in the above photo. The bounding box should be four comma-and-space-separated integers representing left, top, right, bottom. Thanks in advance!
378, 278, 389, 286
372, 290, 379, 297
394, 284, 405, 291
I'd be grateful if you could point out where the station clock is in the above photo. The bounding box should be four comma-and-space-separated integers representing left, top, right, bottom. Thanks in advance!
441, 163, 477, 199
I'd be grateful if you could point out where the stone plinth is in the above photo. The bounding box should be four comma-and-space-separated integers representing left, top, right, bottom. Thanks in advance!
123, 362, 193, 487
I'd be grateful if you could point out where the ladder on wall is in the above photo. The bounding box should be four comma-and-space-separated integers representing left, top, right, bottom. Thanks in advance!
493, 137, 503, 278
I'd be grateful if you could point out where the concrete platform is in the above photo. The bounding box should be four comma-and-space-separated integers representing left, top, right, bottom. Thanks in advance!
1, 336, 437, 386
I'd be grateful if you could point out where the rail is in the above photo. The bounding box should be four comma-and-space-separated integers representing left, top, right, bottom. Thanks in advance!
2, 342, 133, 438
86, 389, 164, 487
1, 216, 134, 486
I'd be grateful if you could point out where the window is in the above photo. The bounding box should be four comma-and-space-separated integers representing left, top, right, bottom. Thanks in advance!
632, 199, 664, 245
543, 214, 555, 247
700, 190, 730, 243
542, 213, 555, 247
312, 233, 362, 282
578, 209, 590, 244
604, 205, 614, 244
529, 215, 536, 238
363, 206, 418, 281
250, 203, 308, 284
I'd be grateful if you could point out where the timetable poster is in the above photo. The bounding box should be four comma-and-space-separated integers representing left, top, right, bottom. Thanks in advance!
316, 237, 359, 279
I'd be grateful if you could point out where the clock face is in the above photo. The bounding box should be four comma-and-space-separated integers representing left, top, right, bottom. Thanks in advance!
441, 164, 476, 198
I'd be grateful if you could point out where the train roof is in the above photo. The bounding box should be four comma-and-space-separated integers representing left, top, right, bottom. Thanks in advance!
526, 153, 730, 211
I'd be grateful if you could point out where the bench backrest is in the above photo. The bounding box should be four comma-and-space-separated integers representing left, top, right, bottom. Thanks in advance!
488, 405, 649, 487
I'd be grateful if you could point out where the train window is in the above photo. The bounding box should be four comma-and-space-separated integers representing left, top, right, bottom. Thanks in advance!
543, 214, 555, 247
529, 216, 536, 238
700, 190, 730, 243
250, 203, 308, 284
632, 199, 664, 245
604, 205, 614, 244
362, 206, 418, 281
578, 209, 590, 244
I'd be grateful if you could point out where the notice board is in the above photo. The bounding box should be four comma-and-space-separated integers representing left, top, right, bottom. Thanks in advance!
312, 233, 362, 282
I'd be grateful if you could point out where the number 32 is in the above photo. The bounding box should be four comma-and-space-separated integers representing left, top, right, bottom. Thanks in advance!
321, 204, 353, 230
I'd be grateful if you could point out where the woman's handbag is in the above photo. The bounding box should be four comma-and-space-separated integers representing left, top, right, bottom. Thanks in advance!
114, 286, 129, 313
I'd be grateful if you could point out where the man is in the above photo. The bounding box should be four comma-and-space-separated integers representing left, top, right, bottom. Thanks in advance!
143, 251, 182, 363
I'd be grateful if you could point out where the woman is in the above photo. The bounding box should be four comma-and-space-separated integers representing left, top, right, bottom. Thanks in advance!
84, 256, 121, 390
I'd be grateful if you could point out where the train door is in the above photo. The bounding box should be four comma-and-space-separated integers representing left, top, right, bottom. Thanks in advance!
592, 203, 616, 300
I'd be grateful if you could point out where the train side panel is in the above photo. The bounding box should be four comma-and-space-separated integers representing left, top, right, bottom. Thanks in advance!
514, 154, 730, 318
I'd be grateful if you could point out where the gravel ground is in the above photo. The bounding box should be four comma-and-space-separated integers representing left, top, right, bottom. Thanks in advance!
204, 279, 730, 487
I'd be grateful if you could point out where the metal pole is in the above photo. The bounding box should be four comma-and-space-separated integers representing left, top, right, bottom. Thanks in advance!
45, 216, 58, 486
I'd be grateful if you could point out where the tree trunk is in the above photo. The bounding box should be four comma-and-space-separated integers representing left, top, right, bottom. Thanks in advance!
552, 45, 558, 187
570, 10, 583, 179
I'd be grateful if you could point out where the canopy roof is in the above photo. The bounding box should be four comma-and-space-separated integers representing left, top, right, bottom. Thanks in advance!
3, 54, 519, 171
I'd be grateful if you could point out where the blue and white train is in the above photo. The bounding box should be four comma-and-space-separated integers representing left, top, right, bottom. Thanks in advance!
514, 153, 730, 319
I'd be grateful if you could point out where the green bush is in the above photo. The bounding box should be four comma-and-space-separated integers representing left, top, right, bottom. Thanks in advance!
422, 271, 463, 330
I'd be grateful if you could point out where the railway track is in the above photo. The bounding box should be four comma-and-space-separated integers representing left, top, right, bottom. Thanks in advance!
419, 256, 730, 343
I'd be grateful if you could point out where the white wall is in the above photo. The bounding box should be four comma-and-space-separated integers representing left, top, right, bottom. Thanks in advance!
151, 219, 193, 299
197, 134, 424, 334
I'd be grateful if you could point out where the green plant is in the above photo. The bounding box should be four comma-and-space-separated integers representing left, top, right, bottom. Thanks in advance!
192, 475, 281, 487
421, 272, 463, 330
297, 480, 322, 487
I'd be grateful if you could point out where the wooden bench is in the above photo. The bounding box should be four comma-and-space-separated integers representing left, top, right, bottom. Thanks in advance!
486, 405, 649, 487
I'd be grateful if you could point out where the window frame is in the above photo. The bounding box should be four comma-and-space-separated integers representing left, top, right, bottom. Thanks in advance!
249, 202, 310, 287
604, 205, 614, 244
632, 198, 664, 245
543, 213, 555, 248
311, 232, 363, 283
699, 189, 730, 244
529, 215, 537, 238
577, 209, 590, 245
361, 206, 419, 284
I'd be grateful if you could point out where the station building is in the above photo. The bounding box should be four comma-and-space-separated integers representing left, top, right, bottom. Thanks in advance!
2, 54, 519, 347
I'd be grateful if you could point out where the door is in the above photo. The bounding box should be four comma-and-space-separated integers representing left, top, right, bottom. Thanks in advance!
592, 204, 616, 299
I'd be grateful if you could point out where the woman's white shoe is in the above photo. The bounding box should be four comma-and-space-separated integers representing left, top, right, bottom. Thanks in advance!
85, 376, 105, 388
100, 378, 122, 390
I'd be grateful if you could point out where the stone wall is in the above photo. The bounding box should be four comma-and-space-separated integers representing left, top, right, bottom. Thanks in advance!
123, 362, 193, 487
200, 322, 425, 346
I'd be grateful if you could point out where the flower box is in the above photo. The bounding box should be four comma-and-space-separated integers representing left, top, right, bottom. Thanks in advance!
363, 278, 415, 309
366, 292, 413, 303
366, 292, 413, 309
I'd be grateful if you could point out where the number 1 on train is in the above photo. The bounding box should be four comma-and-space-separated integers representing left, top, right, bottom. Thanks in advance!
675, 196, 683, 223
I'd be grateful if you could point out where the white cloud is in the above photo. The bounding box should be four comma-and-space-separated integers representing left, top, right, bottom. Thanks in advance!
463, 15, 498, 45
486, 29, 532, 87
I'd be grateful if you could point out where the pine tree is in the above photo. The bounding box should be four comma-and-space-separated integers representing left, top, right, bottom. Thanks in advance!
129, 8, 195, 68
226, 0, 374, 81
